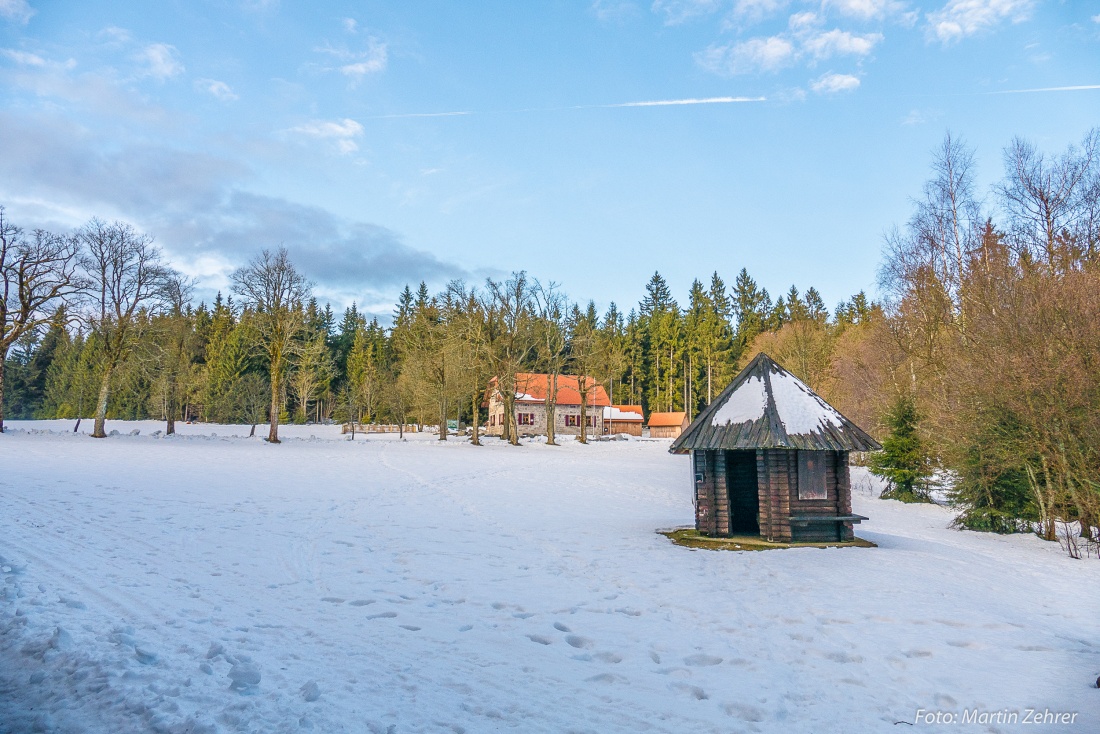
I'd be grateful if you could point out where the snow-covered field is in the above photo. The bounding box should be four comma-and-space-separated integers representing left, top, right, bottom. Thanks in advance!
1, 421, 1096, 733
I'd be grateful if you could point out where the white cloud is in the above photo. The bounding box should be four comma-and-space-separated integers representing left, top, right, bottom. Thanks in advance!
802, 29, 883, 59
98, 26, 132, 45
591, 0, 639, 22
788, 11, 821, 31
727, 0, 789, 25
318, 37, 388, 82
288, 118, 364, 154
811, 72, 861, 93
696, 35, 796, 74
2, 48, 46, 65
651, 0, 721, 25
342, 17, 358, 33
927, 0, 1036, 44
825, 0, 908, 21
1093, 14, 1100, 24
195, 78, 238, 102
135, 43, 183, 80
0, 0, 34, 24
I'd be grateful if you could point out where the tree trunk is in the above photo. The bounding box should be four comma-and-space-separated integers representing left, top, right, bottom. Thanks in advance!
92, 366, 112, 438
545, 372, 557, 445
249, 423, 257, 438
165, 378, 176, 436
0, 354, 6, 433
439, 393, 448, 441
470, 389, 481, 446
578, 383, 588, 445
268, 370, 281, 443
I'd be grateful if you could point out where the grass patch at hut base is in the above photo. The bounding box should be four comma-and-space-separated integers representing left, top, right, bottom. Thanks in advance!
660, 527, 877, 551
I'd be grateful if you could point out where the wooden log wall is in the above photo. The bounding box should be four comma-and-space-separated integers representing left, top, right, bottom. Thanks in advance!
693, 450, 718, 536
756, 449, 793, 542
713, 451, 729, 537
837, 452, 854, 541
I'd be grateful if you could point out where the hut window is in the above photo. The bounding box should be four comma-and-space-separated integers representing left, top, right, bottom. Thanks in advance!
797, 451, 828, 500
518, 413, 535, 425
565, 415, 579, 427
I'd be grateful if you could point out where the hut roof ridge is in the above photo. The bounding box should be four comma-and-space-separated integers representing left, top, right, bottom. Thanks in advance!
669, 352, 881, 453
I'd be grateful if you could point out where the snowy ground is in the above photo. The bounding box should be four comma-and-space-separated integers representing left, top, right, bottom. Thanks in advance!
1, 420, 1097, 733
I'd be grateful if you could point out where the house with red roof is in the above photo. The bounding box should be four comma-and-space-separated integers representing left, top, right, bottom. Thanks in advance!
486, 373, 610, 437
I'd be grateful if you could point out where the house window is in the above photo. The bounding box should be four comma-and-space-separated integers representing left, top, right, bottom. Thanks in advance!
565, 415, 579, 427
518, 413, 535, 426
586, 416, 598, 427
797, 451, 828, 500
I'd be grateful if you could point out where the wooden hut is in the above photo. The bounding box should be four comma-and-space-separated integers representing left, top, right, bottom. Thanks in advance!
603, 405, 644, 436
670, 353, 880, 543
648, 411, 687, 439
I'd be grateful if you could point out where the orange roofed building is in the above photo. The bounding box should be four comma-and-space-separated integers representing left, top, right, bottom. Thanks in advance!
487, 373, 610, 437
602, 405, 644, 436
648, 411, 688, 439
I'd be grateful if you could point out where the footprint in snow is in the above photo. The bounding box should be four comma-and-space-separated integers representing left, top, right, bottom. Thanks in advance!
565, 635, 594, 649
724, 703, 766, 721
594, 652, 622, 664
825, 651, 863, 663
902, 649, 933, 658
367, 612, 398, 620
553, 622, 571, 633
684, 654, 722, 667
399, 625, 421, 631
321, 597, 345, 604
526, 634, 553, 645
348, 599, 375, 606
512, 612, 535, 619
670, 682, 708, 700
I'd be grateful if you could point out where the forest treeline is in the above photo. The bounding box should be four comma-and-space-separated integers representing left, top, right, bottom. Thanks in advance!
2, 128, 1097, 554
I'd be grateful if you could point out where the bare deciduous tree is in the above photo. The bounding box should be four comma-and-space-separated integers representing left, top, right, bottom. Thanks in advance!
481, 273, 536, 446
997, 129, 1097, 272
79, 218, 172, 438
533, 280, 567, 446
0, 208, 81, 432
231, 247, 310, 443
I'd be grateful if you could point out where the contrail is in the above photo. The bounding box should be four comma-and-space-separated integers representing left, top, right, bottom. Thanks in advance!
366, 96, 765, 119
368, 111, 473, 119
592, 96, 766, 108
988, 84, 1100, 94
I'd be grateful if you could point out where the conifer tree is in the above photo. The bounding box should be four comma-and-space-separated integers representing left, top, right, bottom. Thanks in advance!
870, 393, 934, 503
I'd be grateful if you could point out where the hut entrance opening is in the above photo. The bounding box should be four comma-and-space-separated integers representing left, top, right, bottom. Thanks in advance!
725, 450, 759, 535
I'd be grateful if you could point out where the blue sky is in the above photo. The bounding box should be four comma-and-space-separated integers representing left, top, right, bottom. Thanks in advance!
1, 1, 1097, 318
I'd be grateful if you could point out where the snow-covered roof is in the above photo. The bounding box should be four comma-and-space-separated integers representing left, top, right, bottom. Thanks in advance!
670, 352, 880, 454
602, 405, 644, 422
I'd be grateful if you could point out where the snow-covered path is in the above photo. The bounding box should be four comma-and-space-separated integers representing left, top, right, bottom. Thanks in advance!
1, 422, 1096, 733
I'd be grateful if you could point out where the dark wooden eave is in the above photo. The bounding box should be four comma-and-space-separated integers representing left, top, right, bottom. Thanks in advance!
670, 352, 882, 454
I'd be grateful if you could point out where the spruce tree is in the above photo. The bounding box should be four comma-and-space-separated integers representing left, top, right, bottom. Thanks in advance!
870, 393, 934, 503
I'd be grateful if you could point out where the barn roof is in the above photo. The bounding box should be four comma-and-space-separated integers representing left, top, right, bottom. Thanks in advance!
648, 411, 687, 428
603, 405, 644, 422
669, 352, 881, 454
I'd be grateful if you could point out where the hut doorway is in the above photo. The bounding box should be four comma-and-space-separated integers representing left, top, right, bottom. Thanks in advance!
726, 450, 759, 535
